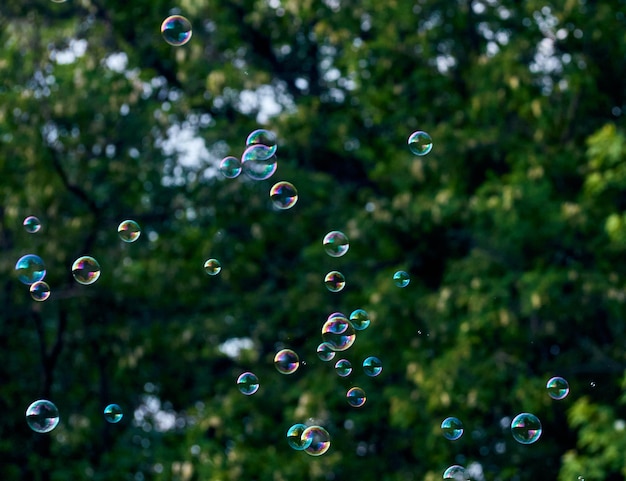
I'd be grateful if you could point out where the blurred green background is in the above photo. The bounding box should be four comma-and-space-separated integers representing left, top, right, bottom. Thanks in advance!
1, 0, 625, 479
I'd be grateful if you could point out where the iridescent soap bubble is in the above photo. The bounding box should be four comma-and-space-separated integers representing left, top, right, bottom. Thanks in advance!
335, 359, 352, 377
393, 270, 410, 287
274, 349, 299, 374
270, 181, 298, 210
161, 15, 192, 46
302, 425, 331, 456
72, 256, 101, 285
408, 130, 433, 156
219, 156, 242, 179
441, 417, 464, 441
346, 387, 366, 407
321, 315, 356, 351
324, 271, 346, 292
15, 254, 46, 285
30, 281, 51, 302
246, 129, 278, 157
316, 342, 336, 361
363, 356, 383, 377
511, 413, 542, 444
236, 372, 260, 395
26, 400, 59, 433
104, 404, 123, 423
287, 423, 312, 451
118, 220, 141, 243
349, 309, 370, 331
204, 258, 221, 276
546, 376, 570, 400
241, 144, 277, 181
23, 216, 41, 233
443, 465, 467, 480
323, 231, 349, 257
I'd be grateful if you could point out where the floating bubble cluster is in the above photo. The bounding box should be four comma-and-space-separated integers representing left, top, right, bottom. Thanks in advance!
408, 130, 433, 156
237, 372, 260, 395
362, 356, 383, 377
323, 231, 349, 257
15, 254, 46, 285
546, 376, 570, 400
104, 404, 123, 423
26, 400, 60, 433
72, 256, 101, 285
118, 220, 141, 243
161, 15, 192, 46
204, 258, 222, 276
30, 281, 51, 302
270, 181, 298, 210
441, 417, 464, 441
23, 216, 41, 233
511, 412, 542, 444
274, 349, 300, 375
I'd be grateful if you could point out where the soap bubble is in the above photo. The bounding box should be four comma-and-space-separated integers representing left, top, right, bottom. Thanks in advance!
321, 315, 356, 351
104, 404, 123, 423
15, 254, 46, 285
270, 181, 298, 210
441, 417, 464, 440
219, 156, 242, 179
408, 130, 433, 156
161, 15, 192, 46
302, 425, 331, 456
241, 144, 277, 181
118, 220, 141, 243
286, 423, 312, 450
393, 270, 410, 287
316, 342, 336, 361
30, 281, 51, 302
442, 465, 466, 480
346, 387, 366, 407
349, 309, 370, 330
274, 349, 299, 374
237, 372, 260, 395
246, 129, 277, 156
362, 356, 383, 377
335, 359, 352, 377
26, 400, 60, 433
204, 259, 222, 276
72, 256, 101, 285
511, 413, 542, 444
23, 216, 41, 233
546, 376, 570, 400
323, 231, 349, 257
324, 271, 346, 292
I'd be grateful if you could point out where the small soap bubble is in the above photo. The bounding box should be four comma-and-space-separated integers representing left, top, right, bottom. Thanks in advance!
335, 359, 352, 377
286, 423, 312, 450
26, 400, 60, 433
324, 271, 346, 292
50, 0, 67, 3
346, 387, 366, 407
246, 129, 278, 157
316, 342, 336, 361
442, 465, 466, 480
441, 417, 464, 440
321, 315, 356, 351
15, 254, 46, 285
204, 259, 221, 276
104, 404, 123, 423
323, 231, 349, 257
349, 309, 370, 331
30, 281, 51, 302
301, 425, 331, 456
237, 372, 260, 395
23, 216, 41, 233
546, 376, 569, 400
72, 256, 101, 285
274, 349, 299, 374
161, 15, 192, 46
393, 270, 410, 287
511, 413, 542, 444
241, 144, 277, 180
362, 356, 383, 377
219, 156, 242, 179
118, 220, 141, 243
408, 130, 433, 156
270, 181, 298, 210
